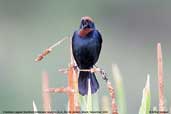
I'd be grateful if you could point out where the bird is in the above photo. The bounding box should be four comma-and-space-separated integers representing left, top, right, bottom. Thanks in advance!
72, 16, 102, 96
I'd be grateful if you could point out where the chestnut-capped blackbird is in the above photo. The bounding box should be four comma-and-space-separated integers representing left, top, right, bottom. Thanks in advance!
72, 16, 102, 95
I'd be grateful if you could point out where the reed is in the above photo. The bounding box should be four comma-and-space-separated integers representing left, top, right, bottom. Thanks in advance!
157, 43, 165, 113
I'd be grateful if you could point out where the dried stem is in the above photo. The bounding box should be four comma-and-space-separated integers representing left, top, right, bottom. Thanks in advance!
107, 81, 118, 114
35, 37, 69, 62
45, 87, 74, 94
157, 43, 165, 113
67, 36, 75, 113
68, 37, 80, 113
95, 67, 118, 114
42, 72, 51, 113
72, 65, 80, 111
43, 66, 79, 113
40, 37, 79, 114
68, 65, 75, 113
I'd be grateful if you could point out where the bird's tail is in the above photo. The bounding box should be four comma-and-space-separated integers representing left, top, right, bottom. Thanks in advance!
78, 71, 99, 96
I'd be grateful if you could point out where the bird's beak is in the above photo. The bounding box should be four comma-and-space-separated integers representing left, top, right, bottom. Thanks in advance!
82, 24, 87, 29
82, 20, 88, 29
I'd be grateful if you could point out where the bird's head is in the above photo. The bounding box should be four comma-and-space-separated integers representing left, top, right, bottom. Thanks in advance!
79, 16, 95, 30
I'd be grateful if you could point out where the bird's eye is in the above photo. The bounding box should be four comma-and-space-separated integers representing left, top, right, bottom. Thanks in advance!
85, 20, 89, 23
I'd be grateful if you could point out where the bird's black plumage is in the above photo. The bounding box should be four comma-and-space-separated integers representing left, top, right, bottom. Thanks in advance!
72, 16, 102, 95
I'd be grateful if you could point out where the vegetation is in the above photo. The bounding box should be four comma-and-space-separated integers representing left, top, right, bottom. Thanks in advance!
34, 39, 168, 114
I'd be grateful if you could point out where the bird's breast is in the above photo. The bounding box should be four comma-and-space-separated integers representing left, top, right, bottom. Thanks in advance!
78, 28, 93, 37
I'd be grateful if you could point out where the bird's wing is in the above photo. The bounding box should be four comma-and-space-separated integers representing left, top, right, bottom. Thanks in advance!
92, 30, 102, 64
95, 30, 102, 55
72, 31, 81, 67
95, 30, 103, 44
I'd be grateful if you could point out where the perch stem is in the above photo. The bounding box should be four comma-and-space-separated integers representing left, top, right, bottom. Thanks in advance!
45, 87, 74, 94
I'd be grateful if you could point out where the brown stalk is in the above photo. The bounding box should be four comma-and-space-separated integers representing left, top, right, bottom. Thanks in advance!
68, 37, 80, 113
68, 65, 75, 113
72, 65, 80, 111
39, 37, 80, 114
107, 81, 118, 114
67, 37, 75, 113
45, 87, 73, 93
42, 72, 51, 113
157, 43, 165, 113
35, 37, 68, 62
43, 65, 78, 113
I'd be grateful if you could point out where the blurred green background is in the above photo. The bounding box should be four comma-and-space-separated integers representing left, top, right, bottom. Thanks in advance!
0, 0, 171, 113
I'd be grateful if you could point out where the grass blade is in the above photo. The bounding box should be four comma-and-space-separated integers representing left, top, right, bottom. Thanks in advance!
87, 79, 92, 113
112, 64, 127, 114
33, 100, 39, 114
92, 93, 100, 111
101, 96, 111, 114
138, 74, 151, 114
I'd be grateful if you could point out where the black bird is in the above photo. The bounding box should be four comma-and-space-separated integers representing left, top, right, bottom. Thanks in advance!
72, 16, 102, 95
